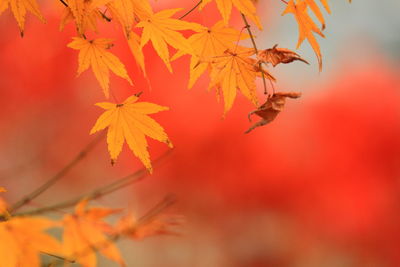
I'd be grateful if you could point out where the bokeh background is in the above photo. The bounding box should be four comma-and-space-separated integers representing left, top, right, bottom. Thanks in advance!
1, 0, 400, 266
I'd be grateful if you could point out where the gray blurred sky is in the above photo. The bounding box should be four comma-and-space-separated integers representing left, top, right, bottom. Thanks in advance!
254, 0, 400, 88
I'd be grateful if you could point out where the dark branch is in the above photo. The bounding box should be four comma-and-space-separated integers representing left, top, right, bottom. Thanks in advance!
241, 13, 268, 95
179, 0, 203, 20
10, 133, 105, 213
14, 149, 172, 216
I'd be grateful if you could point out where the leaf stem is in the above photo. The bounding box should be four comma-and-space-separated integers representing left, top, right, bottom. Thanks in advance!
14, 149, 172, 216
241, 13, 268, 95
10, 133, 105, 213
179, 0, 203, 20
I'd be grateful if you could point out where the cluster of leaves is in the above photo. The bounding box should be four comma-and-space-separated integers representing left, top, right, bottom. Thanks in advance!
0, 0, 349, 170
0, 189, 179, 267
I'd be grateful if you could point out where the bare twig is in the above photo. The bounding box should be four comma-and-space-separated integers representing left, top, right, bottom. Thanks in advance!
58, 0, 68, 7
15, 149, 173, 216
241, 13, 268, 95
10, 133, 105, 213
179, 0, 203, 20
43, 252, 75, 263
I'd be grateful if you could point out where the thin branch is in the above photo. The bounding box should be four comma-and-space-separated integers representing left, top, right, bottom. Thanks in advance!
279, 0, 288, 4
100, 9, 112, 22
10, 133, 105, 213
43, 252, 75, 263
136, 194, 176, 226
241, 13, 268, 95
15, 149, 173, 216
58, 0, 68, 7
179, 0, 203, 20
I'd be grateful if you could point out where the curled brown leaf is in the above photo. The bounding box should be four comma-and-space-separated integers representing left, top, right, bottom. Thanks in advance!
257, 45, 309, 67
245, 92, 301, 134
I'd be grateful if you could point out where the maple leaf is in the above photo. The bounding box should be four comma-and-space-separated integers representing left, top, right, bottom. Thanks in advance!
257, 44, 309, 67
62, 199, 124, 267
209, 47, 275, 114
107, 0, 153, 37
319, 0, 331, 13
245, 92, 301, 133
172, 20, 248, 88
68, 37, 133, 98
136, 8, 203, 72
90, 95, 172, 172
127, 31, 146, 75
282, 0, 325, 71
59, 0, 111, 34
0, 217, 63, 267
200, 0, 262, 29
0, 0, 46, 36
305, 0, 327, 30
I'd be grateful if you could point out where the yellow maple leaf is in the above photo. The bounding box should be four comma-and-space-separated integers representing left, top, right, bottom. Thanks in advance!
0, 0, 45, 36
0, 217, 62, 267
319, 0, 331, 13
60, 0, 111, 34
62, 199, 124, 267
305, 0, 325, 29
172, 20, 248, 88
304, 0, 332, 30
200, 0, 262, 29
90, 95, 172, 172
282, 0, 325, 71
209, 47, 274, 114
67, 37, 133, 98
127, 31, 146, 76
136, 8, 203, 72
107, 0, 153, 37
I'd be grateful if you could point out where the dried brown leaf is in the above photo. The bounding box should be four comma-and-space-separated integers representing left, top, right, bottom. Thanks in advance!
245, 92, 301, 133
257, 45, 309, 67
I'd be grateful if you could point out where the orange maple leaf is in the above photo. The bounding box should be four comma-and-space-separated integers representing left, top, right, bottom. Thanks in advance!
62, 199, 125, 267
59, 0, 111, 34
67, 37, 133, 98
0, 217, 63, 267
136, 8, 203, 72
90, 95, 172, 172
282, 0, 325, 71
305, 0, 328, 29
0, 0, 45, 36
127, 31, 146, 76
200, 0, 262, 29
172, 20, 248, 88
107, 0, 153, 37
209, 47, 275, 114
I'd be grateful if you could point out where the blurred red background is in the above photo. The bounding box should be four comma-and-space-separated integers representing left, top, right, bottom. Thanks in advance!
0, 1, 399, 266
